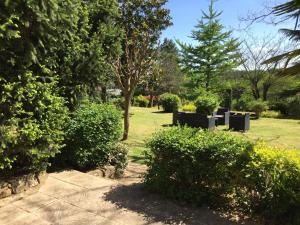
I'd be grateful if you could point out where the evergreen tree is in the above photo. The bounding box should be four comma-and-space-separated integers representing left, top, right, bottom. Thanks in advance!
177, 0, 240, 91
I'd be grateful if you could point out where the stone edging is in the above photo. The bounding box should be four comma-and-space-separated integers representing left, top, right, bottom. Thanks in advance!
0, 172, 48, 206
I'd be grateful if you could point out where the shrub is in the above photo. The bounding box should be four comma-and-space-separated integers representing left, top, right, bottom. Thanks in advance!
145, 127, 252, 206
195, 94, 219, 115
261, 110, 282, 118
160, 93, 181, 112
240, 143, 300, 224
110, 97, 125, 110
248, 100, 268, 118
233, 93, 253, 111
0, 72, 68, 178
109, 143, 129, 177
269, 100, 289, 116
64, 103, 122, 170
134, 95, 149, 107
287, 95, 300, 118
181, 103, 196, 112
145, 128, 300, 224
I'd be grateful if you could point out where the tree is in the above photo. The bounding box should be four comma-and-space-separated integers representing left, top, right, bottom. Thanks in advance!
240, 34, 290, 100
113, 0, 172, 140
158, 39, 184, 94
177, 0, 240, 92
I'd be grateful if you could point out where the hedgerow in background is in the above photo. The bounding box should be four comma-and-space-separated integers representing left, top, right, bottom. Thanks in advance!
63, 103, 122, 170
160, 93, 181, 112
134, 95, 149, 107
0, 73, 68, 178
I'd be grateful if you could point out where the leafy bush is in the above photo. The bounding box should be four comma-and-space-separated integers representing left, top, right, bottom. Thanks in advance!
233, 93, 253, 111
110, 97, 125, 110
64, 103, 122, 170
269, 100, 289, 116
181, 103, 196, 112
240, 143, 300, 224
287, 95, 300, 118
248, 100, 268, 118
145, 127, 252, 206
195, 94, 219, 115
261, 110, 282, 118
134, 95, 149, 107
0, 72, 68, 178
160, 93, 181, 112
145, 128, 300, 224
109, 143, 129, 177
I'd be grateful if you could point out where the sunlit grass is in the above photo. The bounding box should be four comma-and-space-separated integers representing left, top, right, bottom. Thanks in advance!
125, 107, 300, 163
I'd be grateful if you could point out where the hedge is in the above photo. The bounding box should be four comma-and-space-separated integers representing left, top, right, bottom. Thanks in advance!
145, 127, 300, 224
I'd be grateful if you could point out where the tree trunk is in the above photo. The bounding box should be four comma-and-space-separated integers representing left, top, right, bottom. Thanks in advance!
262, 84, 270, 101
122, 92, 132, 140
101, 86, 107, 103
150, 94, 154, 107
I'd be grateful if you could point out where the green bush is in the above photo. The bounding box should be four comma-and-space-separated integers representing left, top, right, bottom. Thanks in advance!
240, 143, 300, 224
248, 100, 268, 118
287, 95, 300, 118
160, 93, 181, 112
145, 127, 252, 206
233, 93, 253, 111
145, 128, 300, 224
181, 103, 196, 112
109, 143, 129, 177
0, 72, 68, 178
195, 94, 219, 115
261, 110, 282, 118
64, 103, 122, 170
110, 97, 125, 110
134, 95, 149, 107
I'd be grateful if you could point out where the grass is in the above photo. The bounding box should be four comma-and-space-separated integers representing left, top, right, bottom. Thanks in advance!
125, 107, 300, 163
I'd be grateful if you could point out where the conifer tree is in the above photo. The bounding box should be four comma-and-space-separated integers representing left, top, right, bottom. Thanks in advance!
178, 0, 240, 91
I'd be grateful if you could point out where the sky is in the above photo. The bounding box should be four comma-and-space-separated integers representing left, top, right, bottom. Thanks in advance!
161, 0, 292, 44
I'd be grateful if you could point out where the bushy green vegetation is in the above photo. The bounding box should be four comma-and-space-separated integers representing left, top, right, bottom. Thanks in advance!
160, 93, 181, 112
195, 94, 219, 115
0, 73, 68, 178
145, 127, 300, 224
134, 95, 149, 107
181, 103, 196, 112
63, 103, 123, 170
248, 100, 268, 118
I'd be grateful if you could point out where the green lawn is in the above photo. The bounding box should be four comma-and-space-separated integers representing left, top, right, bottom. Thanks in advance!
125, 107, 300, 162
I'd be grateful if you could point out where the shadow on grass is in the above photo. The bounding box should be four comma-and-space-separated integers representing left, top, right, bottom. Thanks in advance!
104, 183, 255, 225
129, 155, 146, 164
151, 111, 169, 114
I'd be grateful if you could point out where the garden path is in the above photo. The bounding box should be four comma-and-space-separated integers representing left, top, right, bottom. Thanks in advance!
0, 163, 258, 225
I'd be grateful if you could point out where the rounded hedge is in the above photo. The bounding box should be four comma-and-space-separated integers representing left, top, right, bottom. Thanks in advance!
134, 95, 149, 107
160, 93, 181, 112
248, 100, 268, 118
195, 94, 219, 115
64, 103, 122, 170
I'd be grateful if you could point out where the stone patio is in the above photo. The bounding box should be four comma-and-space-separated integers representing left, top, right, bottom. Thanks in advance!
0, 164, 258, 225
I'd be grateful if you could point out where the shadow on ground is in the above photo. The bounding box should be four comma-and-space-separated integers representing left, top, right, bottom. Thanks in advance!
104, 183, 255, 225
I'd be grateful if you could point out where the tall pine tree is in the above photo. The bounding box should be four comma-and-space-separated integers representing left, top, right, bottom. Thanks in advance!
178, 0, 240, 92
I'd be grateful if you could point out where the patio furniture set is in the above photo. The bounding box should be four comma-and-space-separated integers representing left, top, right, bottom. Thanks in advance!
173, 108, 250, 132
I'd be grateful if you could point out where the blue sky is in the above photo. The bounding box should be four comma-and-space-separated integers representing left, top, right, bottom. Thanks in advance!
161, 0, 291, 44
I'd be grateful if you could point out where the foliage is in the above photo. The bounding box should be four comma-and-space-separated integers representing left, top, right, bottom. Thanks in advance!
261, 110, 282, 118
232, 93, 254, 111
110, 97, 125, 110
177, 0, 240, 91
0, 72, 68, 178
109, 143, 129, 177
160, 93, 181, 112
63, 103, 122, 170
134, 95, 149, 107
113, 0, 172, 140
181, 103, 196, 112
240, 143, 300, 224
248, 100, 269, 118
145, 127, 300, 224
287, 95, 300, 118
145, 127, 252, 206
195, 94, 219, 115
